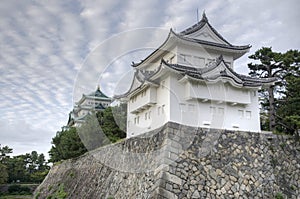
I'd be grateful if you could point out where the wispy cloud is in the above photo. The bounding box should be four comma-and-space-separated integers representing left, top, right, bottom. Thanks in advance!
0, 0, 299, 157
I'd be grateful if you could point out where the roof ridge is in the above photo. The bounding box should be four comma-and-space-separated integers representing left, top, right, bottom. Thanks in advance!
180, 12, 232, 46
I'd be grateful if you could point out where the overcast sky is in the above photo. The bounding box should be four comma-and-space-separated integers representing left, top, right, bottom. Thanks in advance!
0, 0, 299, 159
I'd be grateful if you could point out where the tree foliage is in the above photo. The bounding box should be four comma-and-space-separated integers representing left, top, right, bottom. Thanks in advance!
248, 47, 284, 130
49, 103, 127, 162
77, 114, 110, 151
49, 127, 87, 163
248, 47, 300, 135
276, 50, 300, 137
0, 145, 49, 184
0, 163, 8, 184
97, 104, 127, 142
0, 145, 12, 184
6, 152, 50, 183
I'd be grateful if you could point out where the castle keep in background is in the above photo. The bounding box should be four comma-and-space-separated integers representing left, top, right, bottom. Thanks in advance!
67, 86, 112, 127
115, 13, 276, 137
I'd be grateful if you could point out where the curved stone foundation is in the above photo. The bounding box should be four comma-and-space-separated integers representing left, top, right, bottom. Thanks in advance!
35, 122, 300, 198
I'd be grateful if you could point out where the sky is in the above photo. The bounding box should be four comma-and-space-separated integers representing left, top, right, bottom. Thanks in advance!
0, 0, 299, 159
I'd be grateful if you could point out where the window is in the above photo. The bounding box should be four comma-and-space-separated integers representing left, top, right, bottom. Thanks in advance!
185, 55, 192, 64
162, 105, 165, 114
246, 111, 251, 119
194, 56, 205, 67
180, 103, 186, 112
217, 84, 223, 91
218, 107, 224, 115
225, 85, 229, 92
148, 111, 151, 119
131, 96, 137, 103
210, 106, 216, 114
253, 91, 257, 97
188, 104, 195, 112
134, 116, 140, 124
238, 110, 244, 118
179, 54, 191, 64
141, 90, 146, 97
145, 113, 148, 120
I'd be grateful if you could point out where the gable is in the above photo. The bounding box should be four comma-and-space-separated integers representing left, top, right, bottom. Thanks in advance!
128, 73, 144, 95
184, 24, 228, 45
201, 61, 243, 84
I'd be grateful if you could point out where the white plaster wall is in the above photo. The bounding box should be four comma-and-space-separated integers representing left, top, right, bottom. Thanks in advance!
187, 82, 251, 105
167, 74, 261, 132
127, 74, 261, 137
169, 74, 199, 126
126, 77, 171, 137
139, 47, 177, 71
176, 43, 234, 68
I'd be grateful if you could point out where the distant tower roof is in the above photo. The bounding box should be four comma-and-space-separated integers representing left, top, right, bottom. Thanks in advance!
87, 85, 110, 99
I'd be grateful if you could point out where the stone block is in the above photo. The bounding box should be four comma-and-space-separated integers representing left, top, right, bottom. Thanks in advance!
154, 164, 169, 176
192, 190, 200, 198
158, 187, 178, 199
163, 172, 182, 186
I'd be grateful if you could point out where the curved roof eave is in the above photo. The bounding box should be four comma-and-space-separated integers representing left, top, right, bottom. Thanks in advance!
114, 70, 144, 99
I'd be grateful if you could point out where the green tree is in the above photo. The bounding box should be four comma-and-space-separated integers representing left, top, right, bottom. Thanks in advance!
0, 145, 13, 163
0, 145, 12, 184
49, 127, 87, 162
0, 163, 8, 184
276, 50, 300, 138
248, 47, 283, 131
77, 106, 126, 151
97, 106, 126, 142
111, 103, 127, 133
49, 104, 127, 162
248, 48, 300, 132
7, 155, 28, 183
77, 113, 110, 151
21, 151, 50, 183
0, 145, 49, 183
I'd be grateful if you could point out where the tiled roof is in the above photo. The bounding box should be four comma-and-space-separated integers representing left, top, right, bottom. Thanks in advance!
94, 103, 106, 110
132, 15, 249, 68
115, 55, 276, 99
180, 12, 231, 46
160, 56, 276, 87
87, 86, 110, 98
178, 12, 250, 51
113, 70, 158, 99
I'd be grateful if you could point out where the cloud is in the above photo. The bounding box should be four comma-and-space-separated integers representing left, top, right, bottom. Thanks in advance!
0, 120, 54, 158
0, 0, 299, 158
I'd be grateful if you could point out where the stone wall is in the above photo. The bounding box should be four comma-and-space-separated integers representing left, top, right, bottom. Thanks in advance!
35, 122, 300, 198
